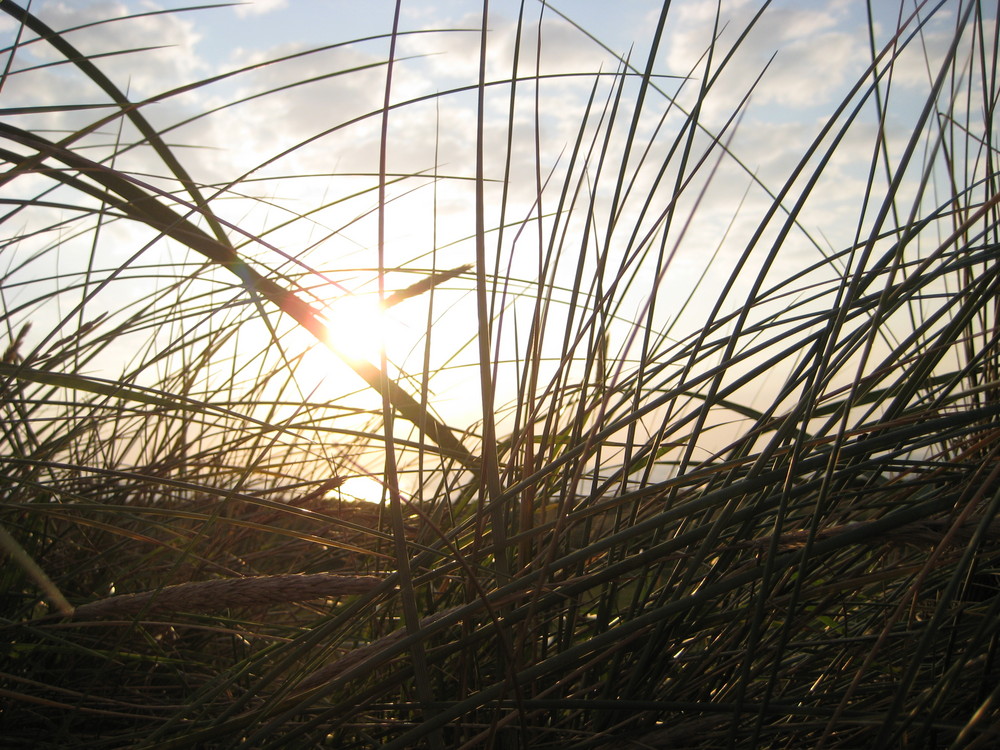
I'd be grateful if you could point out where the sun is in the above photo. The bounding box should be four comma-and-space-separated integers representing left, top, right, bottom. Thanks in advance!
321, 292, 388, 365
280, 283, 430, 411
273, 262, 483, 439
338, 475, 386, 504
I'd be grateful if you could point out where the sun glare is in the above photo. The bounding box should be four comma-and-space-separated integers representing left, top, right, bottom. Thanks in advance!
322, 293, 387, 364
338, 475, 387, 504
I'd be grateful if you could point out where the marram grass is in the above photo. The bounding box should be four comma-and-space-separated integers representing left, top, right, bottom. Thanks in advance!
1, 1, 999, 748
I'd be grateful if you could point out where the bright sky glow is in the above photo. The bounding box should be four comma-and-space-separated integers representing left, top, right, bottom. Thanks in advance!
1, 0, 995, 480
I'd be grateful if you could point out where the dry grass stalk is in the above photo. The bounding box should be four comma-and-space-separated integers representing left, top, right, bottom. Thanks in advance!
71, 574, 382, 620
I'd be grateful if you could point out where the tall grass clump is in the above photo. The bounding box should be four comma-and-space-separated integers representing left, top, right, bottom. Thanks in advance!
1, 0, 998, 746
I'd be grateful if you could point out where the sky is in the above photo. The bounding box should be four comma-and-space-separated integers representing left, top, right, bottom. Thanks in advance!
0, 0, 994, 496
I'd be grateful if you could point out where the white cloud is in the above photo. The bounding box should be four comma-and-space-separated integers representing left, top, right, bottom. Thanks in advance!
22, 1, 207, 98
663, 0, 866, 120
235, 0, 289, 18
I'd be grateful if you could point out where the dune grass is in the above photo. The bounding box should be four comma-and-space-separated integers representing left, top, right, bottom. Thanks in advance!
1, 0, 999, 747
